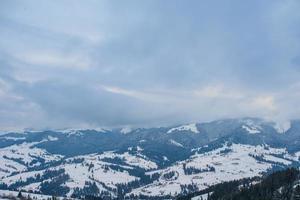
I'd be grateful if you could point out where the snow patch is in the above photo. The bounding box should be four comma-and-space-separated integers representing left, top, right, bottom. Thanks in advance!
241, 119, 261, 134
167, 123, 199, 134
59, 128, 108, 136
242, 125, 260, 134
98, 151, 158, 170
0, 189, 69, 200
192, 193, 211, 200
169, 139, 184, 148
0, 136, 26, 141
47, 135, 58, 141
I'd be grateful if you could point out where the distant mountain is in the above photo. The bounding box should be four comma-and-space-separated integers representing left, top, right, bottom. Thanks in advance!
0, 118, 300, 199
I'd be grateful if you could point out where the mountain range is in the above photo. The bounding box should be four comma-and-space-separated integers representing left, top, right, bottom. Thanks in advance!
0, 118, 300, 199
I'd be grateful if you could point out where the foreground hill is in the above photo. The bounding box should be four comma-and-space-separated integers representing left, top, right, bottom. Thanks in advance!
182, 168, 300, 200
0, 118, 300, 199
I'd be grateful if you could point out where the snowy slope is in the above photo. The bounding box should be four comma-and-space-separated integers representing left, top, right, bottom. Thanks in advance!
128, 143, 298, 197
1, 118, 300, 199
0, 141, 62, 179
0, 189, 72, 200
0, 147, 158, 198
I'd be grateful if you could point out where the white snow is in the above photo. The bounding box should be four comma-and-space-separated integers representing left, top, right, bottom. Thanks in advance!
62, 162, 137, 189
169, 139, 184, 148
1, 170, 45, 185
136, 146, 143, 151
294, 151, 300, 160
0, 141, 298, 199
0, 129, 299, 199
263, 154, 291, 165
0, 142, 63, 178
167, 123, 199, 134
242, 125, 261, 134
240, 119, 262, 134
60, 129, 83, 136
129, 143, 296, 197
0, 150, 147, 197
0, 136, 26, 141
0, 189, 72, 200
23, 182, 41, 192
60, 128, 107, 136
47, 135, 58, 141
98, 151, 158, 170
192, 193, 210, 200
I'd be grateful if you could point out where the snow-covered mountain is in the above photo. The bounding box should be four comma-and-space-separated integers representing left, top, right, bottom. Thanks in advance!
0, 118, 300, 199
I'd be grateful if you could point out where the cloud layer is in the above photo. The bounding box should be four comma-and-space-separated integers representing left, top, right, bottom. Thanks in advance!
0, 0, 300, 130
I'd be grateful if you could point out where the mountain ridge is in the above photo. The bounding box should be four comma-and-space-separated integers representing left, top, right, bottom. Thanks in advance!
0, 117, 300, 199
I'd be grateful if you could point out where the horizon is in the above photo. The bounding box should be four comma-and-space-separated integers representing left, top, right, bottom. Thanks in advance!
0, 116, 294, 133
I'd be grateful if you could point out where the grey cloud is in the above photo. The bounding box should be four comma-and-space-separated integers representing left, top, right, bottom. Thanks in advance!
0, 0, 300, 130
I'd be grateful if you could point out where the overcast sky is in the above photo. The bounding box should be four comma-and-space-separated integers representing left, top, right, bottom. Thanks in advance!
0, 0, 300, 130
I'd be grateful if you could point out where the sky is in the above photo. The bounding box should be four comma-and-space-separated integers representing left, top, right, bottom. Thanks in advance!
0, 0, 300, 131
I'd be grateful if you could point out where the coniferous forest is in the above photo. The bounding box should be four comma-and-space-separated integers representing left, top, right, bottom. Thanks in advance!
179, 168, 300, 200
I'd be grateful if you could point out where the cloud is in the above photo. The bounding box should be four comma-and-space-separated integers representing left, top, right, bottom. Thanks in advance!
15, 51, 92, 70
193, 85, 244, 99
0, 0, 300, 130
250, 96, 277, 112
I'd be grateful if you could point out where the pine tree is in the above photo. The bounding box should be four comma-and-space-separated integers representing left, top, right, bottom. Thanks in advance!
292, 185, 300, 200
272, 190, 282, 200
17, 191, 23, 198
